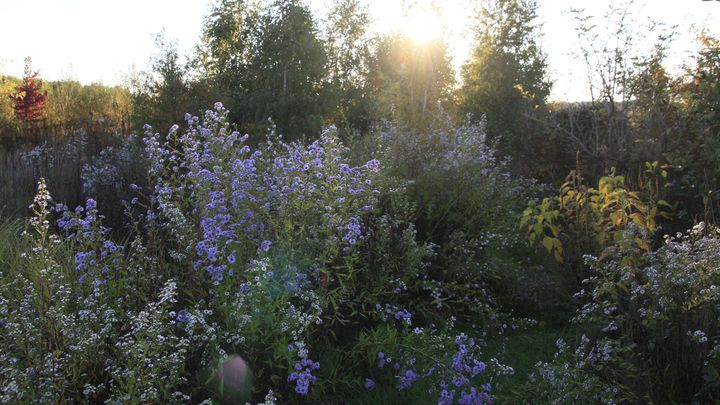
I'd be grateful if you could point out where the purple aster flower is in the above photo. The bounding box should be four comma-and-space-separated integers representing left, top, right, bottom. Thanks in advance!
397, 369, 417, 390
439, 389, 455, 405
260, 240, 272, 252
377, 352, 387, 368
288, 358, 319, 395
176, 309, 191, 324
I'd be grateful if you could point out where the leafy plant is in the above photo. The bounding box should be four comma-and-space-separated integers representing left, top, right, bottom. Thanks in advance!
10, 57, 48, 127
521, 167, 668, 266
526, 222, 720, 403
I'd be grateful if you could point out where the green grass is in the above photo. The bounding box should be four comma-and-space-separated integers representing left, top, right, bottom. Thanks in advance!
315, 324, 574, 404
485, 324, 575, 402
336, 378, 437, 404
0, 218, 25, 272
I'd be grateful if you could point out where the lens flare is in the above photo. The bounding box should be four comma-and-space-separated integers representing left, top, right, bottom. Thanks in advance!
211, 355, 253, 403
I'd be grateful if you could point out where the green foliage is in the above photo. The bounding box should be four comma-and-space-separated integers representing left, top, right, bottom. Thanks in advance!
666, 34, 720, 224
526, 223, 720, 403
628, 45, 679, 164
521, 168, 668, 268
323, 0, 375, 132
459, 0, 550, 171
131, 33, 191, 133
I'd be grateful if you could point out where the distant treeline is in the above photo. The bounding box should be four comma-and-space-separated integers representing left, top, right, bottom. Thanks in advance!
0, 77, 132, 146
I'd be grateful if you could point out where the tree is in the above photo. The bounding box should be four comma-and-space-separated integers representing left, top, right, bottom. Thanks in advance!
247, 0, 329, 138
132, 33, 191, 132
10, 57, 49, 127
196, 0, 328, 138
628, 43, 678, 164
368, 34, 456, 130
668, 33, 720, 223
323, 0, 375, 131
195, 0, 261, 125
559, 3, 662, 172
459, 0, 550, 171
537, 2, 676, 185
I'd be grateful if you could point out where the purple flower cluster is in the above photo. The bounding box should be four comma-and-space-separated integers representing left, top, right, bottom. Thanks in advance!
436, 334, 491, 404
397, 369, 418, 390
288, 357, 320, 395
439, 386, 492, 405
342, 217, 363, 245
451, 335, 486, 379
54, 199, 121, 286
377, 351, 388, 368
375, 303, 413, 325
141, 104, 379, 284
372, 332, 492, 403
176, 309, 191, 324
143, 103, 267, 282
260, 240, 271, 252
261, 127, 379, 250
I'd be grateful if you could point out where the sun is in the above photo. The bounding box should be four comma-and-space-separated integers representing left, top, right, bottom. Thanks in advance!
403, 7, 443, 44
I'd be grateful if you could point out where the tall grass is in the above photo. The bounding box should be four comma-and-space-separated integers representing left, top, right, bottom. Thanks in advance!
0, 130, 123, 218
0, 218, 24, 271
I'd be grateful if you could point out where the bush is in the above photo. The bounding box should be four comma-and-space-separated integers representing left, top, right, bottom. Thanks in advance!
520, 167, 672, 296
370, 117, 560, 321
525, 222, 720, 403
0, 103, 506, 403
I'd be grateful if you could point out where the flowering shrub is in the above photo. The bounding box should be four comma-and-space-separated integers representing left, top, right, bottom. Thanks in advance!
81, 144, 135, 197
1, 132, 88, 215
0, 179, 193, 403
370, 117, 549, 322
526, 336, 630, 404
0, 104, 509, 403
526, 222, 720, 403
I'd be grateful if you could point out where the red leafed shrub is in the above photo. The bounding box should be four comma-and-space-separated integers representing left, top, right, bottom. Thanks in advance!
10, 57, 48, 125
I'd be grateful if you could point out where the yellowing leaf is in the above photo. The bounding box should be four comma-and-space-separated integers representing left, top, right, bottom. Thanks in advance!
542, 236, 555, 252
636, 238, 651, 252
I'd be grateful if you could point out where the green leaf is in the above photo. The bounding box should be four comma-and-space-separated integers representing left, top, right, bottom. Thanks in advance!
542, 236, 554, 252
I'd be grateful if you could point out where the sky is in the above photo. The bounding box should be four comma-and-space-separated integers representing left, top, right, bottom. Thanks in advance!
0, 0, 718, 101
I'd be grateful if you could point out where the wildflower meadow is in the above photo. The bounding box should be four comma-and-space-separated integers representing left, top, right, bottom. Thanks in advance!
3, 0, 720, 403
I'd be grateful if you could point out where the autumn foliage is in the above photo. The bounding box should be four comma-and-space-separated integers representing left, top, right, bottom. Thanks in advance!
10, 57, 48, 125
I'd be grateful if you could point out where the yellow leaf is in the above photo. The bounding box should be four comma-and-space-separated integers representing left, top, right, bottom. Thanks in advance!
636, 238, 651, 252
542, 236, 554, 252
